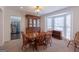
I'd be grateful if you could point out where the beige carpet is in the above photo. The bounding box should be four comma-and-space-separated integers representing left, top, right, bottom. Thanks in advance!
1, 38, 79, 52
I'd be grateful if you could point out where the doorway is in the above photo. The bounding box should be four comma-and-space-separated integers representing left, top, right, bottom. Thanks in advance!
11, 16, 21, 40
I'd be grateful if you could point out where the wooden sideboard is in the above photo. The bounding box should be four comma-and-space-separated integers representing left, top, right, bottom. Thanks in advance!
52, 30, 62, 40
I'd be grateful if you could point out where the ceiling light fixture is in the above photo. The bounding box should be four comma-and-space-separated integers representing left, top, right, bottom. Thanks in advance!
34, 6, 42, 12
34, 6, 42, 16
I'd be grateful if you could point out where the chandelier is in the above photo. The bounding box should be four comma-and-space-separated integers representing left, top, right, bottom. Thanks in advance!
34, 6, 42, 12
34, 6, 42, 15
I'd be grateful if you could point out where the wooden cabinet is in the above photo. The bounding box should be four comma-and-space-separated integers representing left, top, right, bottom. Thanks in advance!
52, 30, 62, 40
25, 14, 41, 33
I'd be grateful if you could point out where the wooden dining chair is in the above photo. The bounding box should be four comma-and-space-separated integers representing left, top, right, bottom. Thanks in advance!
67, 32, 79, 51
21, 32, 30, 50
74, 32, 79, 51
45, 32, 52, 47
35, 33, 47, 51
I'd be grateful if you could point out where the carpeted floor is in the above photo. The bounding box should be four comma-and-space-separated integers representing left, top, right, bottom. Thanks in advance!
0, 38, 79, 52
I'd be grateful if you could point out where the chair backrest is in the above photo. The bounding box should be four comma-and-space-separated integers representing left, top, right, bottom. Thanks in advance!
45, 32, 52, 39
21, 32, 25, 41
21, 32, 29, 45
36, 33, 46, 45
45, 32, 52, 44
74, 32, 79, 44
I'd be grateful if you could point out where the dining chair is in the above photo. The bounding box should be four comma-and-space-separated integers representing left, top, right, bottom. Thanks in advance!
21, 32, 30, 50
45, 32, 52, 47
67, 32, 79, 51
35, 33, 47, 51
74, 32, 79, 51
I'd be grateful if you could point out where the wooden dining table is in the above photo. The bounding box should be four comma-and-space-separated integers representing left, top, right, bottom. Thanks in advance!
24, 32, 40, 51
24, 31, 52, 51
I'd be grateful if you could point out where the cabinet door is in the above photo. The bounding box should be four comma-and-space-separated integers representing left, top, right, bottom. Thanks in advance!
37, 19, 40, 27
33, 19, 36, 27
29, 19, 32, 27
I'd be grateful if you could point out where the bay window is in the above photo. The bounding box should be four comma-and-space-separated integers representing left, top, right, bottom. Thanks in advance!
46, 13, 71, 40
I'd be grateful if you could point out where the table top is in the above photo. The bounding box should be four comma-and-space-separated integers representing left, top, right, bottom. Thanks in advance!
24, 32, 52, 40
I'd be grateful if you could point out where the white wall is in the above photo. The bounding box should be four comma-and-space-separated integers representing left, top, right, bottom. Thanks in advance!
0, 8, 4, 46
40, 16, 46, 32
3, 7, 26, 42
41, 7, 79, 39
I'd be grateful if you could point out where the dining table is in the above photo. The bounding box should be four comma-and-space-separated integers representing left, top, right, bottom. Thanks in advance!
24, 31, 52, 51
24, 32, 40, 51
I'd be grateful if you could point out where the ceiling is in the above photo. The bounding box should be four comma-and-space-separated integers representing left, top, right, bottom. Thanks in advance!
5, 6, 68, 15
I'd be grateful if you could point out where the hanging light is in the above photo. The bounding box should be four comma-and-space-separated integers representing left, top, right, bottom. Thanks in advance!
35, 6, 41, 12
34, 6, 42, 16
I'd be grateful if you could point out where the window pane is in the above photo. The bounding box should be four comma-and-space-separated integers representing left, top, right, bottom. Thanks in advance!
54, 16, 64, 37
66, 27, 71, 39
37, 20, 40, 27
47, 17, 52, 29
33, 20, 36, 27
66, 14, 71, 27
54, 16, 64, 27
29, 19, 32, 24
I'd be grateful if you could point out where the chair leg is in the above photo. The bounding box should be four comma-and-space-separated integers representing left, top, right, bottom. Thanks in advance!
33, 47, 35, 52
67, 41, 71, 47
21, 45, 24, 50
21, 44, 27, 51
74, 43, 77, 52
74, 47, 76, 52
50, 40, 52, 47
50, 43, 51, 47
35, 46, 39, 51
